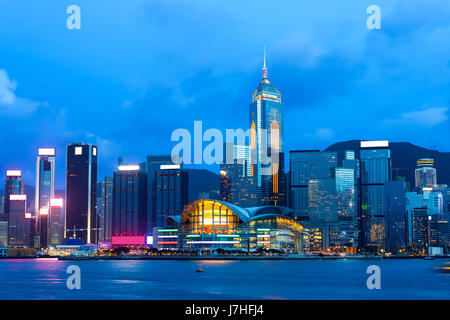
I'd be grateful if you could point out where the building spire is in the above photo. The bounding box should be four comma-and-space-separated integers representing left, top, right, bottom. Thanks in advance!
263, 45, 268, 80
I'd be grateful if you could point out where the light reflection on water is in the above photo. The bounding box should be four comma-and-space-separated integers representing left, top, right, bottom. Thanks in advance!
0, 258, 449, 300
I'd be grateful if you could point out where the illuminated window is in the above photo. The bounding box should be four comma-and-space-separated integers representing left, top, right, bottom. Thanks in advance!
75, 146, 82, 155
93, 147, 97, 156
181, 200, 241, 235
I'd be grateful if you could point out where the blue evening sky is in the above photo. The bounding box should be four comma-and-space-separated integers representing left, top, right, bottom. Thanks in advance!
0, 0, 449, 189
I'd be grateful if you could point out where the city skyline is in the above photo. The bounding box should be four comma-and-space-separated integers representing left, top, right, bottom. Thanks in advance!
0, 0, 449, 189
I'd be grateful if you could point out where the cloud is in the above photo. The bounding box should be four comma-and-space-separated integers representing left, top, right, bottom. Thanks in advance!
314, 128, 334, 140
85, 133, 120, 159
274, 32, 327, 68
0, 69, 40, 116
384, 106, 448, 128
302, 128, 334, 140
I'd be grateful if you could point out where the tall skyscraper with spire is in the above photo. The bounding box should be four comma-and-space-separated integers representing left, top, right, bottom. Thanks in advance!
249, 48, 286, 206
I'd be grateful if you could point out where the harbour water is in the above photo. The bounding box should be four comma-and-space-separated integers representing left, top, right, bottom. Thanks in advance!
0, 258, 449, 299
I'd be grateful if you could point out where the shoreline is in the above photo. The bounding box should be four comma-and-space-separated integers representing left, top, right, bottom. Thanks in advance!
56, 254, 449, 261
1, 255, 449, 261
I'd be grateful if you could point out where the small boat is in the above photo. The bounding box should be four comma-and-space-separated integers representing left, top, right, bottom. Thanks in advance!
424, 256, 435, 260
196, 268, 204, 272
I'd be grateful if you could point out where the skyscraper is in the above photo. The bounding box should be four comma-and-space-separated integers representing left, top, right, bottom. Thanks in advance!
384, 181, 407, 250
155, 164, 188, 227
289, 150, 358, 251
38, 207, 49, 248
35, 148, 55, 248
49, 198, 64, 247
359, 140, 391, 249
414, 158, 437, 189
219, 169, 231, 203
98, 177, 113, 242
112, 165, 147, 236
220, 143, 257, 207
405, 188, 443, 249
65, 143, 98, 244
4, 170, 24, 220
0, 221, 8, 247
146, 155, 174, 232
8, 194, 27, 246
249, 49, 285, 206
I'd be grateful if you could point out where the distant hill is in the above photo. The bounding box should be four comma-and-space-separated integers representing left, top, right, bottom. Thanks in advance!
185, 168, 220, 202
325, 140, 450, 190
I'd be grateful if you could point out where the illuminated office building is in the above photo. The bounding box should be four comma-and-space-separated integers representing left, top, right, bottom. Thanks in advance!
0, 221, 8, 247
359, 140, 391, 249
155, 164, 188, 227
8, 195, 27, 246
289, 150, 358, 251
219, 169, 232, 203
429, 213, 449, 248
410, 208, 429, 250
415, 158, 437, 189
112, 165, 148, 236
49, 198, 64, 247
220, 143, 257, 207
98, 177, 113, 242
38, 207, 49, 248
384, 181, 407, 250
35, 148, 55, 248
3, 170, 24, 220
146, 155, 175, 232
65, 143, 98, 244
25, 214, 36, 248
406, 188, 443, 248
249, 50, 285, 206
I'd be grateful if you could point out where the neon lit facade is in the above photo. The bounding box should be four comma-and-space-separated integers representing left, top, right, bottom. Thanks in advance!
49, 198, 64, 247
8, 195, 27, 246
154, 199, 309, 253
3, 170, 24, 220
112, 166, 147, 236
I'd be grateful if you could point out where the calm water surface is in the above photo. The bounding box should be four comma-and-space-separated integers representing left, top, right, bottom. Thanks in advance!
0, 258, 449, 299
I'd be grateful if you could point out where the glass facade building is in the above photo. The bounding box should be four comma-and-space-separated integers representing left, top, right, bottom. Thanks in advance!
415, 158, 437, 189
65, 143, 98, 244
112, 166, 148, 236
289, 150, 358, 251
220, 143, 258, 207
146, 155, 175, 232
49, 198, 64, 247
359, 142, 391, 249
384, 181, 407, 250
3, 170, 24, 221
155, 199, 309, 253
155, 164, 188, 227
249, 55, 285, 206
8, 195, 27, 246
35, 148, 55, 248
98, 177, 113, 242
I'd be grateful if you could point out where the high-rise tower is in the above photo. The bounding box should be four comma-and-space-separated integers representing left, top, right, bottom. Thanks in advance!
35, 148, 56, 248
249, 48, 285, 206
414, 158, 437, 189
65, 143, 98, 244
3, 170, 24, 222
359, 140, 392, 249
